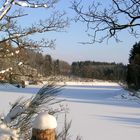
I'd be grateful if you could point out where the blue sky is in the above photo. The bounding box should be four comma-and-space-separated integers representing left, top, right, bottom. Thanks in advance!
13, 0, 140, 64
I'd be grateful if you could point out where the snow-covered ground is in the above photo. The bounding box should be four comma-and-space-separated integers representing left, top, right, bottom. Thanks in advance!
0, 82, 140, 140
65, 101, 140, 140
55, 81, 119, 86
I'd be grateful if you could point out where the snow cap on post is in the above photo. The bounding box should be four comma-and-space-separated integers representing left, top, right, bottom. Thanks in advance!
33, 113, 57, 130
32, 113, 57, 140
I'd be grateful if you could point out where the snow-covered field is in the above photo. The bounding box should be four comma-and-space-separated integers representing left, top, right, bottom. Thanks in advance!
0, 82, 140, 140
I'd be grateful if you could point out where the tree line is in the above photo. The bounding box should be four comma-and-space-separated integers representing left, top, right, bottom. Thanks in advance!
0, 0, 140, 90
71, 61, 127, 82
0, 42, 71, 82
26, 49, 71, 77
0, 42, 127, 83
71, 41, 140, 90
1, 40, 140, 90
0, 41, 127, 82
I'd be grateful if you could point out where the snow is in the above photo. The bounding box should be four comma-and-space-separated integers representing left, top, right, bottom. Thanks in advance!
0, 67, 12, 74
18, 62, 23, 66
14, 1, 30, 7
0, 83, 17, 89
63, 101, 140, 140
14, 1, 48, 8
0, 0, 11, 12
33, 113, 57, 130
4, 105, 25, 124
4, 0, 11, 6
44, 4, 48, 8
0, 134, 11, 140
0, 82, 140, 140
15, 50, 19, 54
0, 70, 6, 74
0, 123, 19, 140
55, 81, 119, 86
137, 91, 140, 98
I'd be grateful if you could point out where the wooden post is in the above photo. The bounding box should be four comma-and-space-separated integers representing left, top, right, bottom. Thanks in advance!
31, 113, 57, 140
31, 128, 56, 140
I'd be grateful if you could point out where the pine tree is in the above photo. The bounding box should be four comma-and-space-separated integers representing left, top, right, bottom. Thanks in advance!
127, 42, 140, 90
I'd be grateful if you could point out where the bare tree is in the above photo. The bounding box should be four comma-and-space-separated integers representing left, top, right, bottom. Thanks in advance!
0, 0, 68, 81
0, 0, 58, 21
72, 0, 140, 43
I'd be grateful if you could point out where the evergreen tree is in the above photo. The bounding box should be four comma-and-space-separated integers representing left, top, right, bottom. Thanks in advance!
43, 55, 53, 76
53, 59, 60, 75
127, 42, 140, 90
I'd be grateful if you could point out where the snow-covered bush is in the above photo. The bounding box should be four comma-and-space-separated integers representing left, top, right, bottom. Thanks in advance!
0, 121, 19, 140
0, 84, 64, 139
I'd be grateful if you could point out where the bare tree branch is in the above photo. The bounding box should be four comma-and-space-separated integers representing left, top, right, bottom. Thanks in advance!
0, 11, 68, 46
14, 0, 59, 8
72, 0, 140, 43
0, 0, 68, 82
0, 0, 59, 21
0, 0, 15, 21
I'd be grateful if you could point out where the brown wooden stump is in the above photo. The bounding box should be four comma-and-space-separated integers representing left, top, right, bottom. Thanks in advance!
31, 128, 56, 140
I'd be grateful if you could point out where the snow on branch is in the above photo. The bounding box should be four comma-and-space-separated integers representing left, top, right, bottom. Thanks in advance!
0, 121, 19, 140
0, 0, 14, 20
0, 67, 13, 74
14, 0, 58, 8
0, 0, 58, 21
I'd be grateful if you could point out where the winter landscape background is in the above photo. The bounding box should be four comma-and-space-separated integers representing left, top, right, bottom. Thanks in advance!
0, 0, 140, 139
0, 82, 140, 140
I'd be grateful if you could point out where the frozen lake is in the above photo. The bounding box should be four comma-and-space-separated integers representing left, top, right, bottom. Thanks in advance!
59, 85, 121, 100
0, 84, 137, 107
0, 84, 140, 140
0, 85, 122, 102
